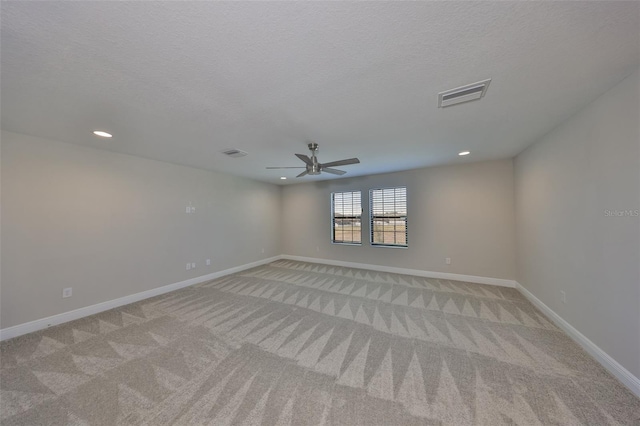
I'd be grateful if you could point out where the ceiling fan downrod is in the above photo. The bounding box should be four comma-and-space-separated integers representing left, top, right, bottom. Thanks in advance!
308, 142, 321, 174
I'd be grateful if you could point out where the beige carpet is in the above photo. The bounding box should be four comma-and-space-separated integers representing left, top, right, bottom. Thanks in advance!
1, 260, 639, 425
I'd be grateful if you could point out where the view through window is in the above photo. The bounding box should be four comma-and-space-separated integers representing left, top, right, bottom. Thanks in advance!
331, 191, 362, 244
370, 187, 407, 247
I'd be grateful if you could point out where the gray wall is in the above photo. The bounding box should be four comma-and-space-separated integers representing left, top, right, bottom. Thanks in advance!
282, 159, 517, 280
515, 69, 640, 377
1, 131, 282, 328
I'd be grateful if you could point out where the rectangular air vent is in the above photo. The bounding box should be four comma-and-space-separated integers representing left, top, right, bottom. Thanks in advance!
438, 79, 491, 108
221, 148, 248, 158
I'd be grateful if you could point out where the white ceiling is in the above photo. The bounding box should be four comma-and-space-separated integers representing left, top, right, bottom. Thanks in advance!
2, 2, 638, 184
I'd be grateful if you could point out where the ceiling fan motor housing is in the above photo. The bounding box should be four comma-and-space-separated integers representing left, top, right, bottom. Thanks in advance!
309, 163, 321, 175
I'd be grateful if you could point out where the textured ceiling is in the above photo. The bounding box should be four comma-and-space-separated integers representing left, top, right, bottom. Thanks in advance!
2, 2, 639, 184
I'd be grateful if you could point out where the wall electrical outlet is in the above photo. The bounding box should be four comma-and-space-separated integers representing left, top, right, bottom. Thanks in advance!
186, 263, 191, 270
445, 257, 451, 265
186, 206, 191, 214
560, 291, 566, 304
206, 259, 211, 266
191, 262, 196, 269
62, 288, 73, 298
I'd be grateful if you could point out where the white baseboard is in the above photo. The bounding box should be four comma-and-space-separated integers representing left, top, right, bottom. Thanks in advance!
279, 254, 517, 288
0, 256, 283, 342
516, 282, 640, 398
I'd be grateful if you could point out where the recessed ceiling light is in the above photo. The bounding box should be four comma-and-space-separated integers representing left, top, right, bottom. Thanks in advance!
459, 151, 471, 156
93, 131, 112, 138
280, 177, 287, 180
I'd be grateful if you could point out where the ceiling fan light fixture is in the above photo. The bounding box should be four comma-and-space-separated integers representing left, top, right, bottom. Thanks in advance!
459, 151, 471, 156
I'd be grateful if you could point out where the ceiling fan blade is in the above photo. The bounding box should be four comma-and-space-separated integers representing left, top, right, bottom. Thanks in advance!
295, 154, 313, 166
322, 168, 346, 175
296, 170, 309, 178
266, 166, 306, 169
320, 158, 360, 168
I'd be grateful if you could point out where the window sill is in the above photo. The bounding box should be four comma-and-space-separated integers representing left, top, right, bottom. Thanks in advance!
370, 244, 408, 249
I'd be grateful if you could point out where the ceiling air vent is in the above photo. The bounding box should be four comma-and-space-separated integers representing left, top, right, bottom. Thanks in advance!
221, 148, 248, 158
438, 79, 491, 108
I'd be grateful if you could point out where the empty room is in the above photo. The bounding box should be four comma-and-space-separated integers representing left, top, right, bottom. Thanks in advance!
1, 2, 639, 425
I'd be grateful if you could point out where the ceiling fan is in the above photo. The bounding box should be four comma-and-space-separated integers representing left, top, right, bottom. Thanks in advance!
267, 143, 360, 177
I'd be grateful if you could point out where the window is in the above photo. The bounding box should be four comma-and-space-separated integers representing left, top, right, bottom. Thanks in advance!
370, 187, 407, 247
331, 191, 362, 244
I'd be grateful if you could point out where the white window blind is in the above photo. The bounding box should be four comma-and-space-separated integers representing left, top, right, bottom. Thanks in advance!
331, 191, 362, 244
370, 187, 407, 247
